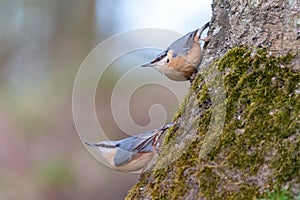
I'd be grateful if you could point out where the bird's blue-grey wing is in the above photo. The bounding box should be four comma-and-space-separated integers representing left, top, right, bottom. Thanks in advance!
114, 145, 134, 167
132, 130, 160, 152
132, 123, 175, 153
113, 123, 175, 167
113, 131, 157, 167
144, 30, 196, 64
169, 30, 197, 56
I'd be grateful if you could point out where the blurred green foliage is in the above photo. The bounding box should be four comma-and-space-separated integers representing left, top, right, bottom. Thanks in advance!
36, 160, 75, 187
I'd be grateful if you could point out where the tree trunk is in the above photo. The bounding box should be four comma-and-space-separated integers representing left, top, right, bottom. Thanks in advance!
127, 0, 300, 199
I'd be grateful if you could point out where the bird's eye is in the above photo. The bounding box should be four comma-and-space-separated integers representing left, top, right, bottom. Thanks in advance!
166, 58, 170, 63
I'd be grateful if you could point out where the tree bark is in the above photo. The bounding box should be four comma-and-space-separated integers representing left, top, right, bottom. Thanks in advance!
126, 0, 300, 199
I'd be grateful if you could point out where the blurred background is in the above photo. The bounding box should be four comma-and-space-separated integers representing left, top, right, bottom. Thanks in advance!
0, 0, 211, 199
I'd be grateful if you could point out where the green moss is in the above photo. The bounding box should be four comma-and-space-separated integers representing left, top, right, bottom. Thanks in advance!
163, 75, 211, 145
197, 165, 221, 197
168, 140, 202, 199
261, 186, 294, 200
126, 47, 300, 199
210, 47, 300, 197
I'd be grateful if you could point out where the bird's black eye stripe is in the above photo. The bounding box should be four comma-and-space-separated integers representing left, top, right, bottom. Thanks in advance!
150, 49, 168, 64
95, 143, 117, 148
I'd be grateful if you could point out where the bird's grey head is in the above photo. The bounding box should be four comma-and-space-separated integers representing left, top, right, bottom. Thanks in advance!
85, 140, 121, 167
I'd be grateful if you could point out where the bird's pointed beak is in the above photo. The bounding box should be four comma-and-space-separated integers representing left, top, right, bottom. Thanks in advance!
141, 62, 156, 67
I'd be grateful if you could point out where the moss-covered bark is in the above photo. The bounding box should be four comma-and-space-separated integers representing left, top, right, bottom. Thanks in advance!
126, 47, 300, 199
127, 0, 300, 198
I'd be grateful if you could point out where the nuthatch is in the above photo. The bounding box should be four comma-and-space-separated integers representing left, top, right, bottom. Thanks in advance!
85, 122, 175, 173
142, 22, 210, 82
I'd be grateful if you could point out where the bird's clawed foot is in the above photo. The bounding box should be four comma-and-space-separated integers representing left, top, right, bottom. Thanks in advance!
189, 73, 197, 84
201, 36, 210, 43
